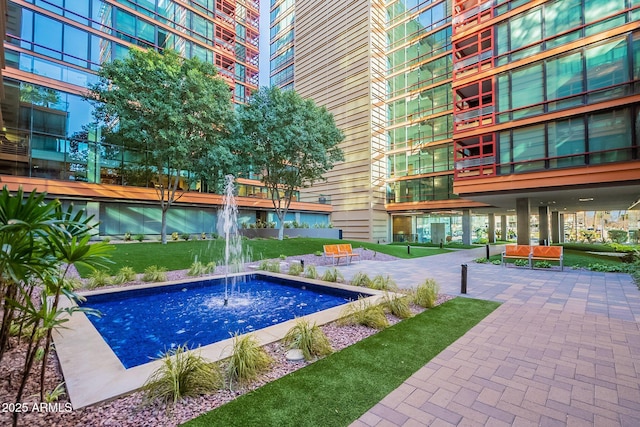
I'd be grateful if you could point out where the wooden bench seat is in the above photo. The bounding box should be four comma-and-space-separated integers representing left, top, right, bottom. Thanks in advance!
323, 244, 349, 265
501, 245, 563, 270
501, 245, 532, 268
531, 245, 563, 270
338, 244, 360, 264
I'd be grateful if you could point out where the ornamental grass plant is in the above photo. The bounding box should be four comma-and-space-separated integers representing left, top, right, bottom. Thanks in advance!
142, 345, 223, 405
226, 333, 273, 386
283, 318, 333, 361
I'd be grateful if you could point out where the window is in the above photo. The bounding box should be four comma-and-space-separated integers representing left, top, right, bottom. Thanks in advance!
546, 52, 584, 110
544, 0, 581, 47
511, 64, 544, 119
548, 118, 586, 168
588, 109, 631, 164
586, 38, 629, 101
34, 14, 63, 59
512, 125, 545, 172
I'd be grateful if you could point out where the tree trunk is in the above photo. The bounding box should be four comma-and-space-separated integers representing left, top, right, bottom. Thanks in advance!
278, 223, 284, 240
161, 207, 168, 244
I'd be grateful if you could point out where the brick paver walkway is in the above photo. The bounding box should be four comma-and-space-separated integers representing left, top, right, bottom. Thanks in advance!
343, 247, 640, 426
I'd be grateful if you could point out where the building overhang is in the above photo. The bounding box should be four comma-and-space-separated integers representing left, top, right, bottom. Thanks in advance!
454, 161, 640, 213
0, 176, 333, 213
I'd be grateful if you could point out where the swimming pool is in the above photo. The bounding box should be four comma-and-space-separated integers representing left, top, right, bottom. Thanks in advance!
82, 273, 370, 368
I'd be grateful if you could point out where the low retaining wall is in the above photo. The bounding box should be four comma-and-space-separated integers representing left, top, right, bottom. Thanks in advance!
240, 228, 340, 239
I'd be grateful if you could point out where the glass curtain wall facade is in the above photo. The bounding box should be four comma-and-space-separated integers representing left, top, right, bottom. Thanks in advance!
386, 1, 456, 205
270, 0, 294, 89
1, 0, 259, 186
453, 0, 639, 179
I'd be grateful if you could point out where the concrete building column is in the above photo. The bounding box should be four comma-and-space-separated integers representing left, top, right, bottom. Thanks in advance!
488, 213, 495, 243
516, 198, 530, 245
539, 206, 550, 245
462, 209, 471, 245
551, 211, 561, 244
500, 215, 507, 242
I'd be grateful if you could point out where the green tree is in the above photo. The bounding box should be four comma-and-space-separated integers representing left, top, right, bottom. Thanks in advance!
238, 87, 344, 240
88, 48, 236, 243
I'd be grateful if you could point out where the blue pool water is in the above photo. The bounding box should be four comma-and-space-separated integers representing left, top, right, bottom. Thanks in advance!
82, 274, 367, 368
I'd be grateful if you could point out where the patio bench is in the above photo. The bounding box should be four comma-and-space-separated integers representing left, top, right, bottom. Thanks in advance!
337, 244, 360, 264
323, 245, 349, 265
501, 245, 532, 268
531, 245, 563, 270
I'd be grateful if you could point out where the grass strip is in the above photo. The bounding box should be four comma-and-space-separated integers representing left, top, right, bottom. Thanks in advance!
183, 297, 500, 427
78, 238, 451, 276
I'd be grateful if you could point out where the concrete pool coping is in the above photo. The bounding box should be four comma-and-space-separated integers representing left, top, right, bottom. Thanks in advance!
53, 272, 389, 409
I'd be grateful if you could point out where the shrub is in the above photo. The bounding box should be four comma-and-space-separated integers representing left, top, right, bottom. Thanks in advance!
607, 229, 628, 244
142, 345, 223, 405
113, 266, 137, 284
101, 237, 111, 243
44, 382, 67, 403
534, 261, 552, 269
188, 261, 216, 276
491, 259, 502, 265
171, 232, 179, 241
259, 260, 280, 273
339, 298, 388, 330
314, 251, 323, 257
201, 232, 207, 240
413, 279, 440, 308
283, 318, 333, 361
124, 231, 132, 241
287, 262, 303, 276
349, 271, 372, 287
279, 254, 287, 260
513, 259, 529, 267
87, 270, 112, 289
226, 333, 273, 385
143, 265, 167, 282
134, 233, 145, 242
304, 265, 318, 279
381, 292, 412, 319
370, 274, 398, 291
181, 233, 191, 241
321, 267, 343, 283
474, 257, 489, 263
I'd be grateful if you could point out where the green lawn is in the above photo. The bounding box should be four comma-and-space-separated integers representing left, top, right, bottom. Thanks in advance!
183, 297, 500, 427
83, 238, 451, 276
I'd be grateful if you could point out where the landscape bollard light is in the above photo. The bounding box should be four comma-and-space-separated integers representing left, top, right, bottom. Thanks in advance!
300, 260, 304, 268
485, 244, 490, 260
407, 245, 410, 255
461, 264, 468, 294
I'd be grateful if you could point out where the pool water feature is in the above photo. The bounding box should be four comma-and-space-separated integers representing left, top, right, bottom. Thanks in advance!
82, 274, 369, 368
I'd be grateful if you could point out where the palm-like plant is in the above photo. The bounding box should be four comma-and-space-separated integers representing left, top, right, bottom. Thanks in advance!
0, 187, 112, 426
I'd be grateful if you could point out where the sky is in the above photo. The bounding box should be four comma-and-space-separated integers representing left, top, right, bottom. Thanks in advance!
258, 1, 270, 87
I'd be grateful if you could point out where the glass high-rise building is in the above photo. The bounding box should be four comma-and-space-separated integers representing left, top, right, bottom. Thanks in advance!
272, 0, 640, 244
0, 1, 334, 235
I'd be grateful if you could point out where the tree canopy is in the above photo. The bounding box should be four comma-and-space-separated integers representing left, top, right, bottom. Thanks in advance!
88, 48, 236, 243
237, 86, 344, 239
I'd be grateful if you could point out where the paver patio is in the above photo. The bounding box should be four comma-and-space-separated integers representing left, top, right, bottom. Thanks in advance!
341, 246, 640, 426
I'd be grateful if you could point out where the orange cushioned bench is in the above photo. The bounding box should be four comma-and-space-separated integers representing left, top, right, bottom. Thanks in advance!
338, 244, 360, 264
323, 245, 349, 265
531, 245, 563, 270
501, 245, 532, 268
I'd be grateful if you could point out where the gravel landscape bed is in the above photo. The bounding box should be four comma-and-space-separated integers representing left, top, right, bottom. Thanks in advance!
0, 250, 451, 427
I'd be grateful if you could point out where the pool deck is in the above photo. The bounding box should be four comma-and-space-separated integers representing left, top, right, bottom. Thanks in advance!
341, 246, 640, 426
53, 273, 388, 409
